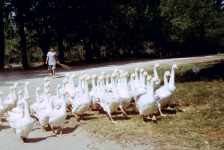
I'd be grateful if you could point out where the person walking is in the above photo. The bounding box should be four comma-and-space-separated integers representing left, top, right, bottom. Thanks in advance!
45, 46, 58, 78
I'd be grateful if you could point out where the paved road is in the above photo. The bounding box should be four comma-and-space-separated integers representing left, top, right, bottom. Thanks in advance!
0, 55, 215, 150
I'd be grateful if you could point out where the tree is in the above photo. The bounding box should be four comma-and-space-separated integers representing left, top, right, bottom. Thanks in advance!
0, 0, 4, 70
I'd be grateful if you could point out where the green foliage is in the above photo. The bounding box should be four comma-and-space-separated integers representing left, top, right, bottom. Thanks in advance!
1, 0, 224, 68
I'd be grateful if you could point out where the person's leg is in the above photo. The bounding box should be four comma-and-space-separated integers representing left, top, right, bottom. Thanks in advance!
52, 69, 55, 77
51, 70, 53, 76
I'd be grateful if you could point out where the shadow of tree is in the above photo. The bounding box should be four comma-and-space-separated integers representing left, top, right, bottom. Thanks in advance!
176, 60, 224, 83
63, 124, 82, 134
27, 135, 57, 143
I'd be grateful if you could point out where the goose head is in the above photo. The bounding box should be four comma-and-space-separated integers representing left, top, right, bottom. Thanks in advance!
143, 72, 148, 77
65, 73, 70, 78
45, 81, 51, 87
9, 86, 14, 90
114, 69, 119, 73
45, 89, 50, 94
152, 77, 160, 83
18, 90, 23, 95
146, 76, 153, 81
111, 72, 118, 78
131, 73, 136, 79
172, 64, 179, 70
81, 72, 85, 75
92, 74, 98, 79
57, 84, 62, 89
100, 75, 106, 80
22, 95, 32, 103
155, 63, 161, 68
63, 79, 69, 86
79, 76, 85, 81
60, 90, 69, 95
85, 75, 92, 81
140, 68, 145, 73
106, 75, 111, 79
25, 82, 30, 86
14, 82, 19, 88
0, 91, 4, 95
72, 74, 79, 78
135, 67, 140, 72
36, 87, 42, 93
44, 77, 49, 82
119, 70, 125, 74
165, 71, 171, 77
101, 71, 106, 75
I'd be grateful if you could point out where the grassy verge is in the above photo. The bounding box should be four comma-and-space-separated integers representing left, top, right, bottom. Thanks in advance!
65, 59, 224, 149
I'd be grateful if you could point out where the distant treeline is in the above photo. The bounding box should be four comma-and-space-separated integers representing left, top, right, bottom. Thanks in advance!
0, 0, 224, 69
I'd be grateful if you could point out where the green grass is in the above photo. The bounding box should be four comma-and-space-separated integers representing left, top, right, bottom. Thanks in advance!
65, 59, 224, 149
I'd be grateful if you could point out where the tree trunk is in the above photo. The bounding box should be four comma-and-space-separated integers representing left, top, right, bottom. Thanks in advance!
0, 1, 4, 70
18, 4, 29, 69
57, 35, 65, 63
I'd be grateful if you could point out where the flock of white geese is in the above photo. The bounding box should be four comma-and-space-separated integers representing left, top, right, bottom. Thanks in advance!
0, 63, 178, 145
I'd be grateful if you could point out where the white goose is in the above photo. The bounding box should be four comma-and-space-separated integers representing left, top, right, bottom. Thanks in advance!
154, 63, 161, 90
14, 95, 34, 145
48, 90, 68, 137
5, 82, 19, 100
30, 87, 42, 115
72, 75, 92, 121
64, 73, 71, 91
135, 72, 148, 95
128, 73, 138, 101
105, 75, 112, 92
24, 82, 32, 105
128, 67, 140, 89
154, 71, 172, 116
38, 82, 51, 110
4, 86, 16, 112
11, 90, 23, 114
89, 74, 99, 111
99, 72, 121, 124
139, 68, 145, 86
101, 71, 107, 85
136, 77, 159, 123
34, 90, 52, 132
49, 84, 62, 107
118, 72, 132, 116
7, 91, 24, 131
39, 77, 50, 102
166, 64, 178, 110
68, 74, 78, 95
0, 91, 5, 124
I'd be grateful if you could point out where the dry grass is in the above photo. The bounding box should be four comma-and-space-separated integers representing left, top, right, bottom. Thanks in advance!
65, 59, 224, 149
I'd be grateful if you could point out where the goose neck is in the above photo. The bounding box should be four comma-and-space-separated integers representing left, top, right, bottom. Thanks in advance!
130, 77, 135, 93
146, 80, 151, 94
154, 66, 158, 78
164, 74, 169, 89
59, 94, 66, 112
79, 80, 83, 96
135, 71, 139, 82
25, 85, 29, 95
0, 95, 2, 104
169, 68, 175, 88
106, 78, 109, 85
148, 80, 155, 96
91, 78, 96, 92
24, 99, 30, 118
84, 80, 89, 98
111, 78, 118, 94
36, 91, 40, 104
100, 80, 106, 94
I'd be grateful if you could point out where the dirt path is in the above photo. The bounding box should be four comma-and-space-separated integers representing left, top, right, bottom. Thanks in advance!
0, 55, 219, 150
